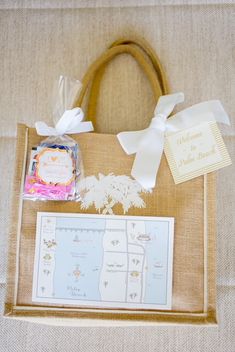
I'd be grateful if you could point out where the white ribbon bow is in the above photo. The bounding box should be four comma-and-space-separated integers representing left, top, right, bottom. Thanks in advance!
117, 92, 230, 189
35, 107, 94, 136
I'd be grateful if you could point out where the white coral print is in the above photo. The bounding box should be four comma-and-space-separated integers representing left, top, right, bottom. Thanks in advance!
78, 173, 151, 215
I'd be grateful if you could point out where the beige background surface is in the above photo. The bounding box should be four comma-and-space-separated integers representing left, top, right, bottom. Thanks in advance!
0, 1, 234, 351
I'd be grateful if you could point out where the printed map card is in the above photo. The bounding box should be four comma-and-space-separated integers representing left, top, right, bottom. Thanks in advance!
32, 212, 174, 310
164, 120, 231, 184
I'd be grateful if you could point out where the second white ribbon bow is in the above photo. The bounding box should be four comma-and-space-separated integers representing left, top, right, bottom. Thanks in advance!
117, 92, 230, 189
35, 107, 94, 136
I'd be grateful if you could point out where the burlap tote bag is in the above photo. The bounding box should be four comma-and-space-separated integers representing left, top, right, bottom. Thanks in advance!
4, 38, 216, 325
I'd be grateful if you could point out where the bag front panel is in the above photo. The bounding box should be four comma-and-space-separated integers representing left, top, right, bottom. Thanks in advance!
15, 128, 207, 314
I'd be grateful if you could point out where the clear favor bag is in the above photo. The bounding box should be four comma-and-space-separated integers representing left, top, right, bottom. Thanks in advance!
23, 76, 87, 201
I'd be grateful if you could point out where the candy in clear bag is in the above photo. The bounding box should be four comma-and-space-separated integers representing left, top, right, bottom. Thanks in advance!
23, 76, 93, 201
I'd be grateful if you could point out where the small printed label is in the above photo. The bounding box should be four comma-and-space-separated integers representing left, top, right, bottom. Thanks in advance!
36, 148, 75, 185
164, 121, 231, 184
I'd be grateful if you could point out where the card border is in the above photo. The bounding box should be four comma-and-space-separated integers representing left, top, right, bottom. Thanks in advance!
32, 212, 175, 311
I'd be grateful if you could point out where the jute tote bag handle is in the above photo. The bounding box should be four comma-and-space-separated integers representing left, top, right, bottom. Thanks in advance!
75, 38, 169, 130
86, 38, 169, 123
110, 38, 169, 94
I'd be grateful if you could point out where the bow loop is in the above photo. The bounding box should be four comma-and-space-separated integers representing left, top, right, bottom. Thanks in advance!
154, 92, 184, 117
55, 108, 84, 134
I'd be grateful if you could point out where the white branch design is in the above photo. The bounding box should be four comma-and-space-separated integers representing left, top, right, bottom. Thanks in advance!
78, 173, 151, 215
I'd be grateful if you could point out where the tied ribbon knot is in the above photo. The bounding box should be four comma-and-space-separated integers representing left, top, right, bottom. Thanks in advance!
35, 107, 94, 136
117, 92, 230, 189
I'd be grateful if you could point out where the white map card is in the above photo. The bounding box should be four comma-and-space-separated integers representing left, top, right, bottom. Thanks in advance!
32, 212, 174, 310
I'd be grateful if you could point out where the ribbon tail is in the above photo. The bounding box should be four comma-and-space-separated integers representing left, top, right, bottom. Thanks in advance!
167, 100, 231, 133
131, 129, 164, 189
67, 121, 94, 134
